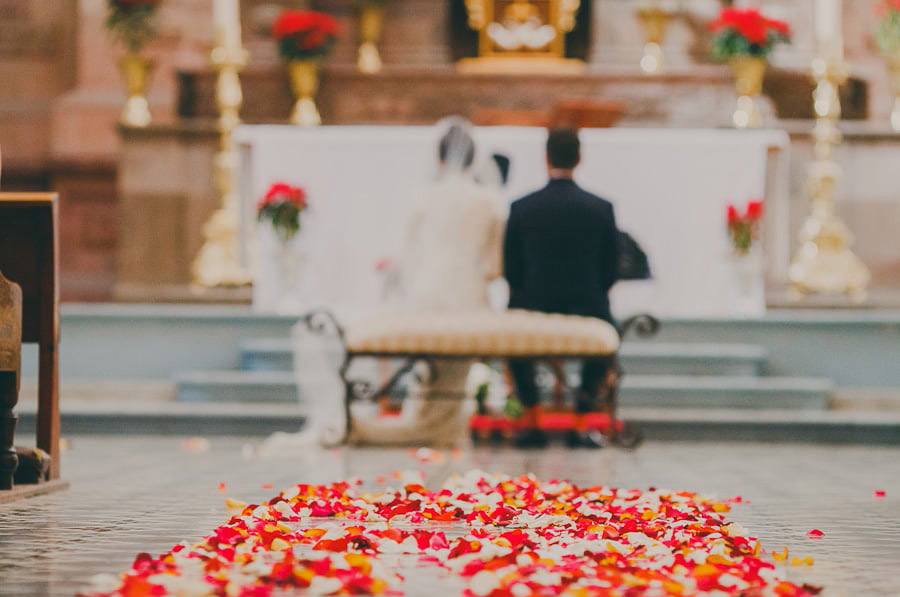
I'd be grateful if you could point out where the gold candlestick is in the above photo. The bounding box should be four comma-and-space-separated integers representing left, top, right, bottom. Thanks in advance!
192, 42, 253, 288
788, 58, 870, 300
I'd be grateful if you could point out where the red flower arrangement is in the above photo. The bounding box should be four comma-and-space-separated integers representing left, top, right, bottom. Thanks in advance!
257, 182, 308, 242
727, 199, 764, 255
710, 8, 791, 59
106, 0, 162, 53
272, 10, 340, 60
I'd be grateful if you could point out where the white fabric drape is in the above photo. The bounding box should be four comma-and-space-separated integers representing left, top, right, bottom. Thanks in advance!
239, 126, 788, 318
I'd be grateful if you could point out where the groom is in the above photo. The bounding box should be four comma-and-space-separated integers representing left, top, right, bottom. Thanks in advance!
504, 128, 620, 449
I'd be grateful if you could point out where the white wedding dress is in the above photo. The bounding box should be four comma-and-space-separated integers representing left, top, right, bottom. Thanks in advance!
349, 166, 505, 447
404, 175, 504, 311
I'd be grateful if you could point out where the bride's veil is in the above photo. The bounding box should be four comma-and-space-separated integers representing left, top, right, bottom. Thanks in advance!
436, 116, 478, 181
435, 116, 505, 199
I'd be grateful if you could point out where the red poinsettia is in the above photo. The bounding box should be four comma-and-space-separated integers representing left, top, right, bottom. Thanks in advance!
258, 182, 308, 242
272, 10, 340, 60
709, 8, 791, 59
727, 199, 764, 255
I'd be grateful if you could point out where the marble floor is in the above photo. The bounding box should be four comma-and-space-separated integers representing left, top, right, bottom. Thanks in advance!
1, 437, 899, 596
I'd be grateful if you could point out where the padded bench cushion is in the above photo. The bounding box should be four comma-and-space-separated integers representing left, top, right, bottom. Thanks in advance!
346, 310, 620, 357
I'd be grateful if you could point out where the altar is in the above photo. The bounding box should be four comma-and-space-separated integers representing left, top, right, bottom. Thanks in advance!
236, 125, 789, 318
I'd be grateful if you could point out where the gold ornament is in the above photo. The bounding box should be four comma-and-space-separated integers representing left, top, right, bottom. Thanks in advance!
358, 2, 385, 74
730, 56, 767, 129
459, 0, 583, 71
118, 53, 153, 127
788, 58, 870, 300
288, 60, 322, 126
635, 7, 672, 74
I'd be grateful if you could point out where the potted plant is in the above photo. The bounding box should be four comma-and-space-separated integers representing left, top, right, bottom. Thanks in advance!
257, 182, 309, 312
726, 199, 765, 315
106, 0, 163, 127
258, 182, 308, 243
875, 0, 900, 130
709, 8, 791, 128
272, 9, 341, 126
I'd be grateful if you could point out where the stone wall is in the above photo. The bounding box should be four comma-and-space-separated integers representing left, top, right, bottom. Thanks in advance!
0, 0, 76, 177
4, 0, 897, 174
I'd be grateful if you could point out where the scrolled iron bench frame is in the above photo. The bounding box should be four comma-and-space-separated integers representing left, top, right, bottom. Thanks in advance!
299, 311, 660, 448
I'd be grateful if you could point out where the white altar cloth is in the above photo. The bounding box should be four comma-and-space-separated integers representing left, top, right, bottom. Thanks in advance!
236, 126, 789, 318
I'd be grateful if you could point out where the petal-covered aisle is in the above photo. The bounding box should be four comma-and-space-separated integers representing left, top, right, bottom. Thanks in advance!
3, 438, 899, 596
83, 463, 820, 595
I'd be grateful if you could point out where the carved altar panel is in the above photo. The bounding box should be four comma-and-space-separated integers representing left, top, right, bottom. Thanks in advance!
465, 0, 581, 60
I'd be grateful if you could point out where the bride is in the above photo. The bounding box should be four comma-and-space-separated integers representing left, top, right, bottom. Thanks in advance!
349, 118, 506, 446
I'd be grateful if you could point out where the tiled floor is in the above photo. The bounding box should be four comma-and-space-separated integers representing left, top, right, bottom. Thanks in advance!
1, 437, 899, 596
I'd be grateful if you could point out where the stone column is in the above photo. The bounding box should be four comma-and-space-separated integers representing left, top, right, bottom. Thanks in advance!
49, 0, 213, 165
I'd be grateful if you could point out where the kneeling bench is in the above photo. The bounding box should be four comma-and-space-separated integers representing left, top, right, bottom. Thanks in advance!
299, 310, 659, 448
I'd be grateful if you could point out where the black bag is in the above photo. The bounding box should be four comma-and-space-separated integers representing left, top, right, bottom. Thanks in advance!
617, 231, 652, 281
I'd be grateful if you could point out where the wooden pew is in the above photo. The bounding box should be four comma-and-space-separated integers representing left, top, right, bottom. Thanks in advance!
0, 193, 67, 502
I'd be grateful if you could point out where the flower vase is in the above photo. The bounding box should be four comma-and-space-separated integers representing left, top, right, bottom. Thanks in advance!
288, 60, 322, 126
358, 2, 385, 74
275, 235, 305, 314
635, 7, 672, 74
118, 53, 153, 127
730, 56, 767, 129
728, 251, 765, 317
887, 54, 900, 132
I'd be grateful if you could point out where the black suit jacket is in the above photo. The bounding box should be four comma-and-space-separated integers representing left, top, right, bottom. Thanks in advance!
504, 179, 619, 323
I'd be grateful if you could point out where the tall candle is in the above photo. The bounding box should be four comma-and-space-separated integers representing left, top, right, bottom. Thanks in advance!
815, 0, 843, 61
213, 0, 242, 49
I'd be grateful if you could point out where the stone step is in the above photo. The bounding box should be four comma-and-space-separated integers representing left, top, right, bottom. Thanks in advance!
175, 369, 830, 410
175, 370, 299, 404
620, 343, 766, 376
14, 400, 900, 444
621, 408, 900, 445
16, 399, 305, 437
240, 339, 768, 377
239, 339, 296, 372
620, 375, 832, 410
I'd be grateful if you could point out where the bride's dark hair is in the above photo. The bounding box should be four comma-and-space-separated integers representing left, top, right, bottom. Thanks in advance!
438, 124, 476, 169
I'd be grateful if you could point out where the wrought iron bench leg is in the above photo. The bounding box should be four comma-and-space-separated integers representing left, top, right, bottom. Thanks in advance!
609, 314, 661, 449
339, 356, 422, 445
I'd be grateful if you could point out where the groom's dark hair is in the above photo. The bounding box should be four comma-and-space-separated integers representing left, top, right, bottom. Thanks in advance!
439, 125, 476, 168
547, 128, 580, 169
